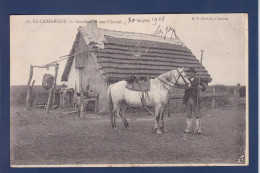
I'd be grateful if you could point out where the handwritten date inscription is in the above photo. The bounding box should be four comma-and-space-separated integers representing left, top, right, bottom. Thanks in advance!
128, 16, 165, 25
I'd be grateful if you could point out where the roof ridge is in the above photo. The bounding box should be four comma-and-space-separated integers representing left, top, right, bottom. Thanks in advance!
98, 28, 184, 45
78, 25, 186, 48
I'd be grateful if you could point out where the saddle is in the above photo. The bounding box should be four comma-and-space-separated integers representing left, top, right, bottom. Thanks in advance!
125, 75, 150, 107
125, 75, 150, 92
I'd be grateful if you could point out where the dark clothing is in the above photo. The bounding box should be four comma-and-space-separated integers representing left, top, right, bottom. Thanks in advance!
186, 97, 201, 119
183, 77, 206, 119
183, 77, 206, 105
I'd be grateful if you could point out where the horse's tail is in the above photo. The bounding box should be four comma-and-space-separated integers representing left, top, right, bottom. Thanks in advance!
107, 84, 114, 127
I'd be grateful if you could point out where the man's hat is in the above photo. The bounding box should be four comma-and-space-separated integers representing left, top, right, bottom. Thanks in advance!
187, 67, 197, 73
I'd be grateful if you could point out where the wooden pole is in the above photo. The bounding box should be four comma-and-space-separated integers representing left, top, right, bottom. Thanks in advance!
59, 90, 63, 108
79, 69, 84, 119
46, 64, 59, 114
211, 87, 216, 109
52, 64, 59, 108
74, 81, 78, 111
80, 93, 84, 118
26, 65, 33, 110
196, 50, 204, 115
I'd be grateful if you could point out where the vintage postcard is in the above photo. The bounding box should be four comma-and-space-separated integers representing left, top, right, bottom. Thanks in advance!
10, 14, 248, 167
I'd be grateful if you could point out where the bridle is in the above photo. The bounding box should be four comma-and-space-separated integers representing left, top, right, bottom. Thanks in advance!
175, 69, 190, 88
158, 69, 190, 90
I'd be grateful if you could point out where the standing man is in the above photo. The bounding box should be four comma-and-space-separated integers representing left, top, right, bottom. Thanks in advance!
183, 68, 206, 134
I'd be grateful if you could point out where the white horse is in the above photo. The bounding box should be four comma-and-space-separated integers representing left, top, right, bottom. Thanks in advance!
107, 67, 191, 134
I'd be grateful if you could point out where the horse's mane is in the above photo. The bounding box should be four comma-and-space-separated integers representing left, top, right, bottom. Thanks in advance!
157, 69, 177, 81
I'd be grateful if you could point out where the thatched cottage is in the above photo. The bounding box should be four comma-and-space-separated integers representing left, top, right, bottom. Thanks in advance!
61, 20, 212, 112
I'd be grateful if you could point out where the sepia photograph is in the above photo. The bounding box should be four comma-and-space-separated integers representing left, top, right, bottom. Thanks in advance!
10, 14, 248, 167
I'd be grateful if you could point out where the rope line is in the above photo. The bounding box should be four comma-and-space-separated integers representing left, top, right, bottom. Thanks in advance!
42, 49, 95, 67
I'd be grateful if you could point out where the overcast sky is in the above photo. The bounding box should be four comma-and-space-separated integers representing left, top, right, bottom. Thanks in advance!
10, 14, 247, 86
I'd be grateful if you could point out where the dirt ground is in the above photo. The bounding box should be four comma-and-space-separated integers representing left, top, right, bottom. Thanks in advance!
10, 105, 246, 166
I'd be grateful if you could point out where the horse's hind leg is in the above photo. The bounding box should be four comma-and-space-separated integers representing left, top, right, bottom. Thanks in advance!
110, 110, 118, 131
154, 105, 162, 134
119, 103, 129, 128
113, 112, 118, 131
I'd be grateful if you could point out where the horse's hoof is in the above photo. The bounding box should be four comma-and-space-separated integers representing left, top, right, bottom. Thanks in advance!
125, 123, 130, 129
156, 130, 162, 134
113, 127, 118, 131
193, 127, 202, 134
185, 129, 192, 133
162, 128, 168, 133
193, 130, 202, 135
155, 128, 162, 134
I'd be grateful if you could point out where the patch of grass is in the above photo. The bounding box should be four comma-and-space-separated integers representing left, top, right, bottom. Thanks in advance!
10, 105, 246, 165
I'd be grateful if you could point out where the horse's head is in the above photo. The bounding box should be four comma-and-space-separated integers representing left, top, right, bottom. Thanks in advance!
176, 67, 191, 88
157, 67, 191, 89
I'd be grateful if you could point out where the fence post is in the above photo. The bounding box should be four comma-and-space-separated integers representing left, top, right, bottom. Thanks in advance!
211, 87, 216, 109
59, 90, 63, 108
26, 65, 33, 111
233, 83, 241, 106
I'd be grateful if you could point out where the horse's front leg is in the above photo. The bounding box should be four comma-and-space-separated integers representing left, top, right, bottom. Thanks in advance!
154, 105, 162, 134
161, 109, 168, 132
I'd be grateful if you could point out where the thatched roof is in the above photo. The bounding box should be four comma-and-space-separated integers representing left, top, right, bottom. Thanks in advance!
61, 20, 212, 83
